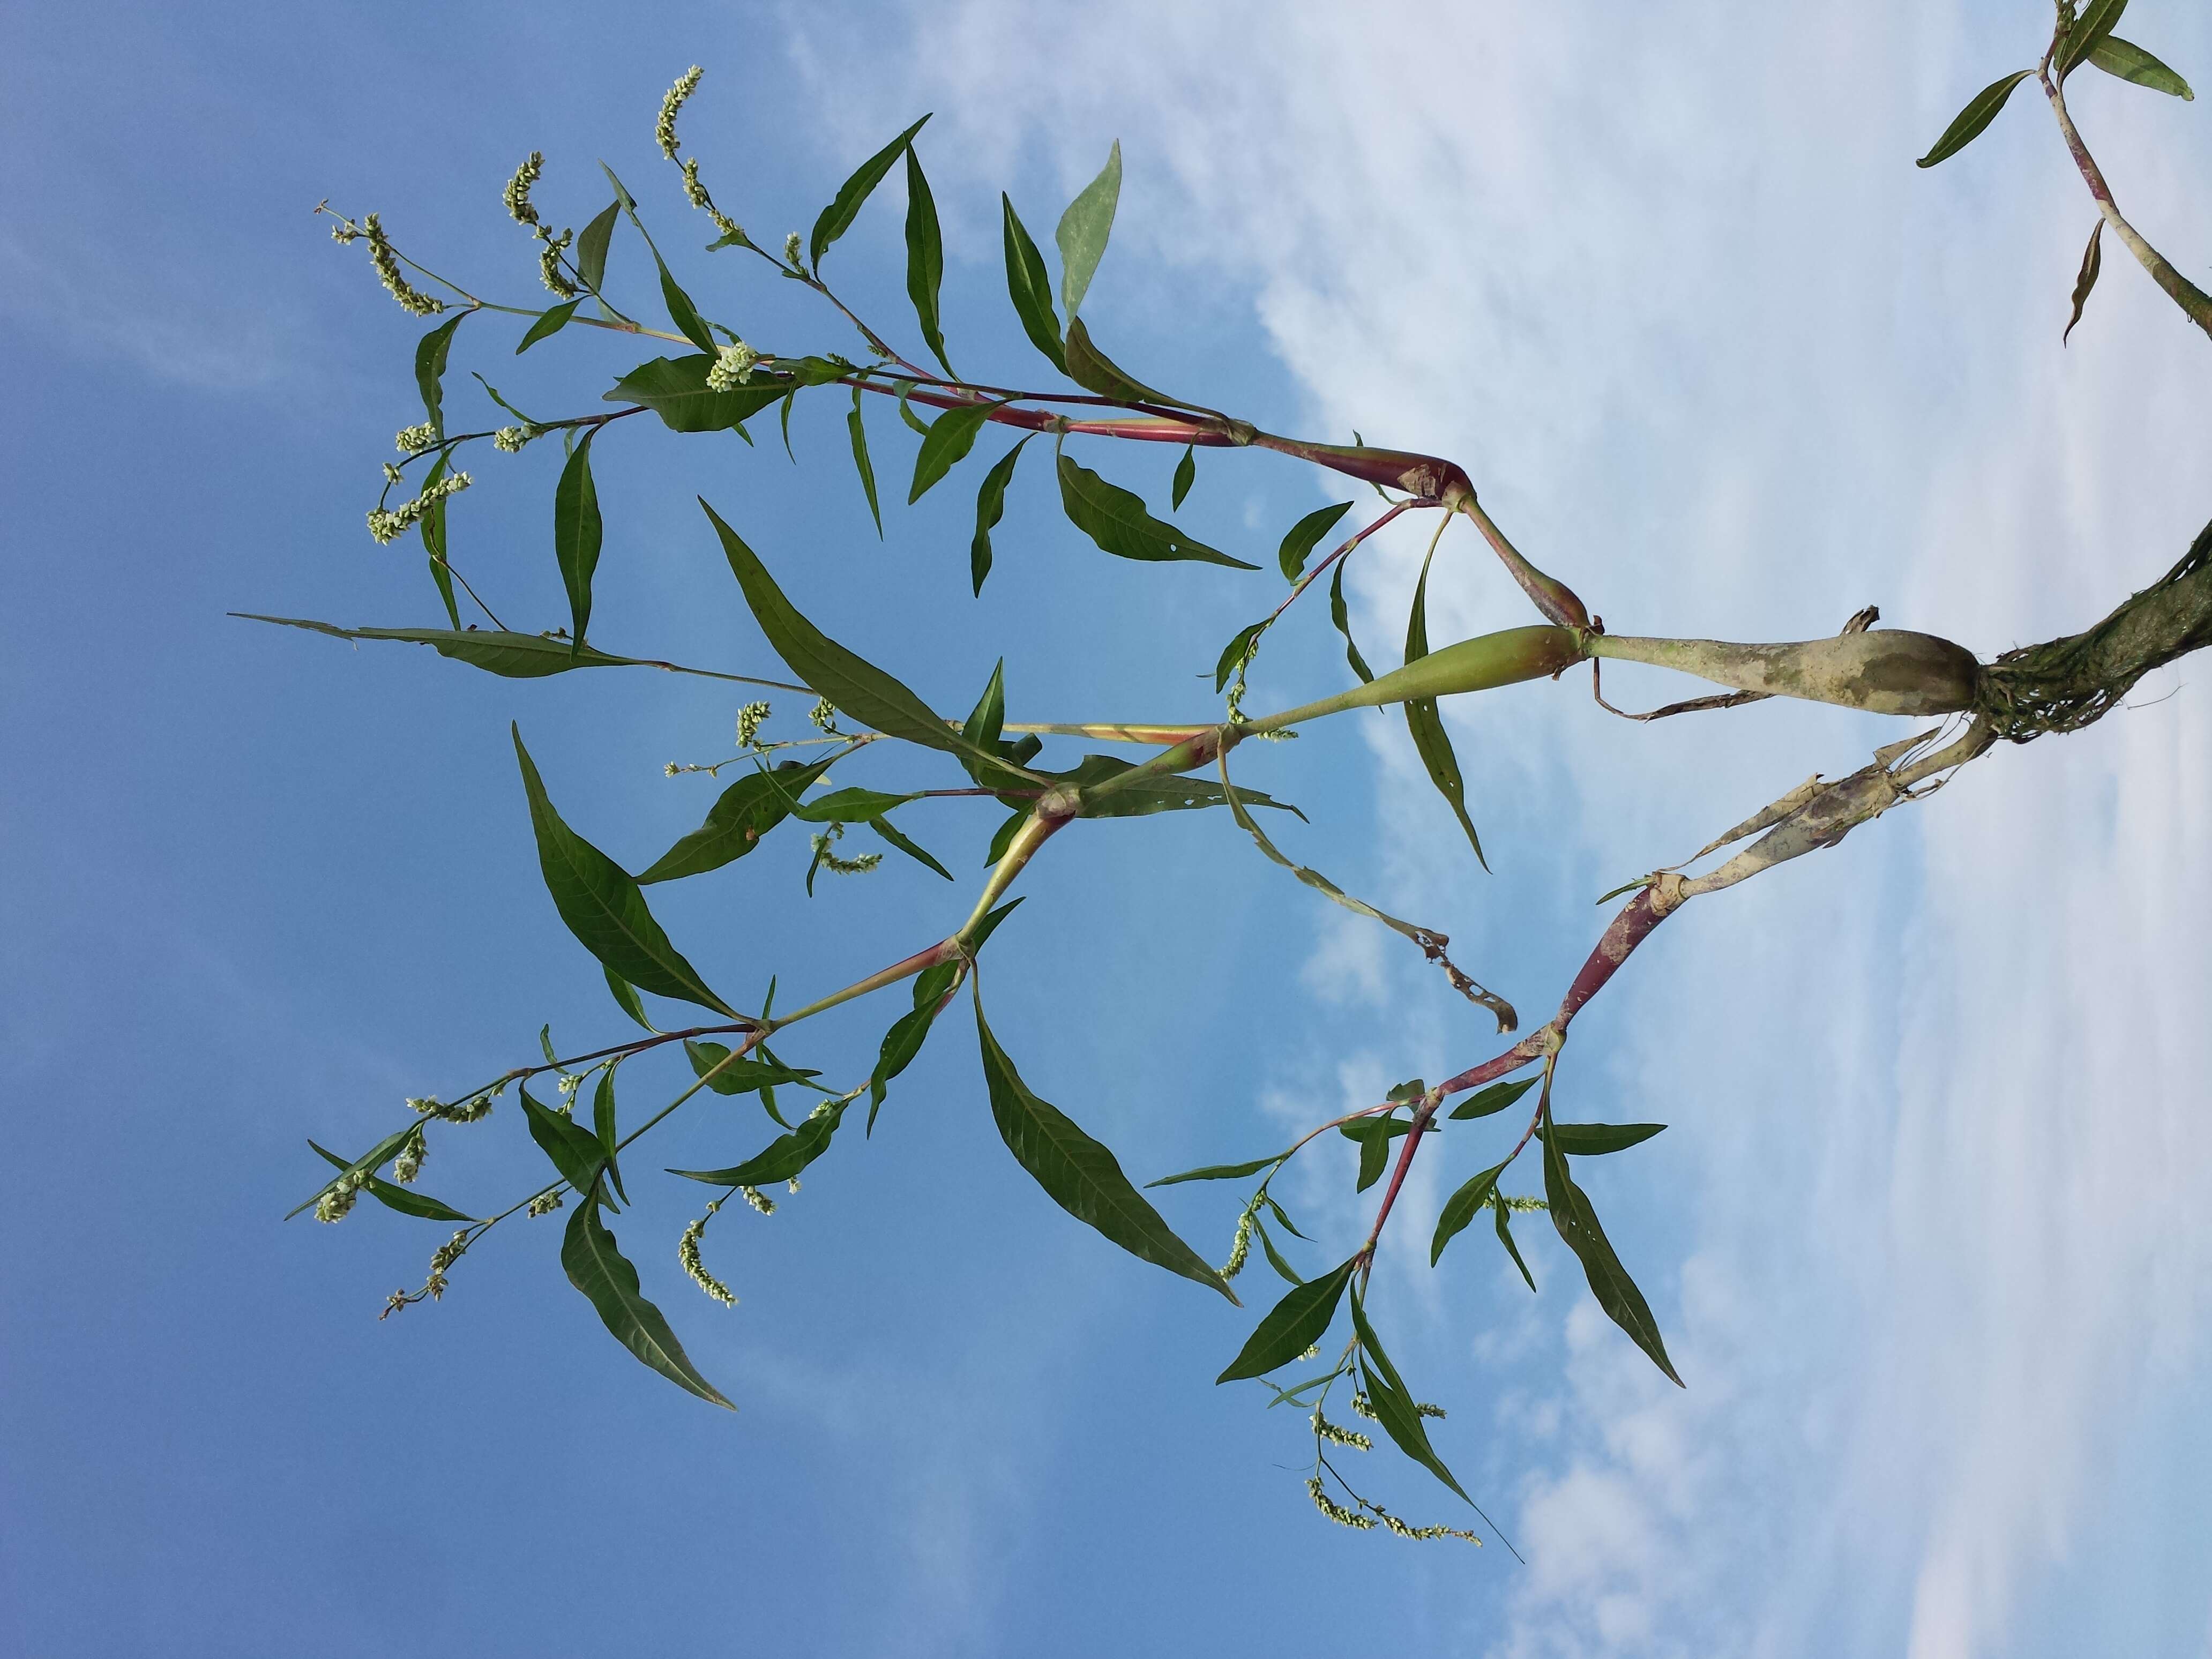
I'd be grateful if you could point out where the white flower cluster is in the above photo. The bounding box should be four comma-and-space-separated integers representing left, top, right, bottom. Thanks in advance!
367, 472, 472, 544
706, 340, 759, 393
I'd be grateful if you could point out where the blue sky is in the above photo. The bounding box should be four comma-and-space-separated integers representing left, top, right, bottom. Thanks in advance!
5, 2, 2211, 1655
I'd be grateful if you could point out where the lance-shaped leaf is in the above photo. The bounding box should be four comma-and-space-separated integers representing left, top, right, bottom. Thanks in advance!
519, 1082, 611, 1201
1255, 1217, 1304, 1285
593, 1066, 628, 1205
1063, 317, 1186, 407
903, 145, 954, 376
703, 500, 1032, 784
1448, 1075, 1537, 1120
811, 114, 930, 270
517, 298, 579, 354
910, 399, 1010, 504
963, 658, 1006, 751
1432, 1159, 1508, 1265
970, 436, 1030, 595
1058, 752, 1302, 819
2059, 0, 2129, 77
1172, 444, 1196, 509
2087, 35, 2194, 98
1329, 561, 1374, 683
235, 615, 791, 684
1403, 538, 1485, 865
2065, 219, 2104, 345
308, 1140, 478, 1223
1495, 1194, 1537, 1291
562, 1187, 735, 1408
604, 966, 654, 1031
869, 960, 959, 1129
1214, 621, 1267, 694
638, 758, 834, 885
684, 1040, 819, 1097
846, 388, 884, 537
576, 200, 621, 292
287, 1124, 423, 1219
512, 726, 738, 1016
975, 983, 1236, 1302
554, 429, 603, 647
415, 312, 466, 434
1219, 757, 1441, 950
869, 817, 953, 879
1057, 451, 1256, 569
1278, 500, 1354, 582
1543, 1121, 1666, 1155
1542, 1104, 1683, 1385
1056, 139, 1122, 318
792, 786, 925, 823
670, 1101, 845, 1187
1146, 1152, 1289, 1188
1341, 1116, 1411, 1192
653, 253, 716, 353
1349, 1292, 1474, 1505
418, 452, 459, 629
1916, 70, 2034, 167
1000, 194, 1067, 373
1217, 1257, 1355, 1381
608, 355, 789, 432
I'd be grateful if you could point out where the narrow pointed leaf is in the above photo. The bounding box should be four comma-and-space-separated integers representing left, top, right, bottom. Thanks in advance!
1256, 1218, 1305, 1285
1432, 1160, 1508, 1266
1146, 1153, 1287, 1188
309, 1141, 478, 1223
418, 452, 460, 629
519, 1082, 610, 1200
669, 1101, 843, 1186
683, 1040, 819, 1096
414, 313, 466, 434
604, 966, 655, 1031
811, 115, 930, 270
962, 659, 1007, 753
1000, 195, 1066, 373
970, 437, 1029, 595
288, 1125, 419, 1219
975, 983, 1236, 1302
2060, 0, 2130, 77
652, 256, 715, 353
236, 615, 675, 678
903, 146, 954, 375
635, 758, 833, 884
1216, 1257, 1354, 1382
562, 1192, 734, 1408
840, 391, 884, 539
869, 816, 953, 879
2065, 218, 2104, 345
512, 727, 737, 1015
1403, 539, 1485, 865
593, 1067, 627, 1205
1448, 1075, 1537, 1119
869, 961, 959, 1126
1214, 621, 1267, 694
1062, 317, 1185, 407
1329, 561, 1374, 683
1171, 444, 1196, 510
1543, 1121, 1667, 1156
1056, 139, 1122, 318
1542, 1107, 1683, 1385
1495, 1197, 1537, 1291
609, 354, 788, 432
518, 298, 580, 354
576, 200, 621, 292
1916, 70, 2034, 166
1057, 451, 1256, 569
1349, 1293, 1474, 1504
790, 786, 925, 823
2086, 35, 2194, 98
554, 430, 602, 646
910, 399, 1009, 504
1278, 501, 1354, 582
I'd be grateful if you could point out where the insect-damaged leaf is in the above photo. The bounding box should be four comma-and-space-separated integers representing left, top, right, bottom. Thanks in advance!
2086, 35, 2195, 98
970, 436, 1030, 595
1057, 451, 1256, 569
554, 429, 603, 647
1056, 139, 1121, 319
1000, 194, 1067, 373
811, 115, 930, 271
1916, 70, 2034, 167
975, 982, 1236, 1302
512, 726, 738, 1017
1216, 1257, 1355, 1382
562, 1186, 735, 1408
1403, 537, 1486, 866
1542, 1103, 1683, 1385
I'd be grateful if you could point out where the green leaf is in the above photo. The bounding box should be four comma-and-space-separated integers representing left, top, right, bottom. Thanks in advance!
1062, 317, 1185, 407
1403, 537, 1485, 866
1542, 1103, 1683, 1385
962, 659, 1007, 752
869, 960, 960, 1127
903, 146, 954, 376
414, 312, 466, 435
683, 1040, 820, 1096
1056, 450, 1256, 569
1350, 1293, 1472, 1504
1543, 1121, 1667, 1156
910, 399, 1010, 504
1431, 1159, 1508, 1266
634, 758, 833, 885
2087, 35, 2194, 98
655, 255, 717, 354
1214, 621, 1267, 694
554, 429, 602, 647
669, 1101, 844, 1186
512, 727, 738, 1016
1262, 1193, 1307, 1239
1216, 1257, 1355, 1381
517, 298, 580, 354
1495, 1196, 1537, 1292
845, 388, 884, 537
608, 354, 788, 434
2065, 218, 2104, 346
1255, 1217, 1305, 1286
1057, 753, 1303, 820
1056, 139, 1122, 318
703, 500, 1030, 784
975, 982, 1236, 1302
236, 615, 669, 678
576, 200, 621, 292
1329, 561, 1374, 683
419, 452, 460, 629
791, 786, 924, 823
2060, 0, 2130, 77
869, 817, 953, 880
1916, 70, 2034, 167
1448, 1075, 1537, 1120
1146, 1153, 1286, 1188
562, 1189, 735, 1408
984, 805, 1027, 866
288, 1124, 420, 1219
604, 966, 654, 1030
1171, 445, 1196, 510
1341, 1117, 1408, 1192
893, 379, 931, 435
970, 437, 1030, 595
1278, 500, 1355, 582
308, 1140, 478, 1223
811, 114, 930, 270
519, 1082, 610, 1201
593, 1066, 627, 1205
1000, 194, 1067, 373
